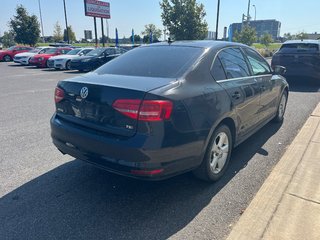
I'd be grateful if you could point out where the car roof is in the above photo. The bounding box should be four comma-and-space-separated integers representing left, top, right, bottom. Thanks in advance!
283, 39, 320, 45
144, 40, 248, 50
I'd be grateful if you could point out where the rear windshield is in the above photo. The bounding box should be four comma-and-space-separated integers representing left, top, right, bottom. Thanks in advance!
66, 49, 81, 55
86, 48, 106, 56
279, 43, 319, 53
95, 46, 204, 78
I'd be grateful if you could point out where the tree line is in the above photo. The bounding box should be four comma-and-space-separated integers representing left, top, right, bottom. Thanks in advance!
1, 1, 309, 49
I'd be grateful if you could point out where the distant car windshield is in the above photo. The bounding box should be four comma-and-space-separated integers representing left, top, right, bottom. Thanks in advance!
45, 48, 58, 54
7, 46, 15, 51
279, 43, 319, 53
29, 48, 42, 53
95, 46, 204, 78
66, 49, 81, 55
86, 48, 105, 56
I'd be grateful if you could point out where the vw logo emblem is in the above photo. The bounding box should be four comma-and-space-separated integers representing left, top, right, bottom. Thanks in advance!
80, 87, 88, 99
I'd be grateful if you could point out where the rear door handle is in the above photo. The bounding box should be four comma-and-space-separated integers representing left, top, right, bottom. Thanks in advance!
232, 92, 241, 99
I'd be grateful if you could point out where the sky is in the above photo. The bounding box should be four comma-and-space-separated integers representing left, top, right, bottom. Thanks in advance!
0, 0, 319, 40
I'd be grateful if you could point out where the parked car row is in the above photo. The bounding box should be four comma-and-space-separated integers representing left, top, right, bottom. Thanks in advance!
1, 45, 128, 72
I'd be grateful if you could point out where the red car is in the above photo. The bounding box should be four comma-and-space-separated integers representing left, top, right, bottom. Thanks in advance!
0, 46, 33, 62
29, 47, 72, 68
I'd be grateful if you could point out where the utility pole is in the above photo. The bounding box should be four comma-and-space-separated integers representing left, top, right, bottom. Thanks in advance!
38, 0, 45, 42
252, 4, 256, 21
215, 0, 220, 40
247, 0, 251, 22
63, 0, 69, 43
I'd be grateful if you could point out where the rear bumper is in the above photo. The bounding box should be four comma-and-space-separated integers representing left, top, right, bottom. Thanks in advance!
50, 114, 201, 180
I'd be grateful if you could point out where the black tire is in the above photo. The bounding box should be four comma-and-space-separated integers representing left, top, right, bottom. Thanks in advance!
273, 90, 288, 123
46, 60, 50, 68
3, 55, 12, 62
66, 60, 71, 70
193, 124, 233, 182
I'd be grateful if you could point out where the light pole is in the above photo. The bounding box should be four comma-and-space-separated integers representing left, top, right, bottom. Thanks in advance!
215, 0, 220, 40
38, 0, 45, 42
63, 0, 69, 43
247, 0, 251, 22
252, 4, 256, 21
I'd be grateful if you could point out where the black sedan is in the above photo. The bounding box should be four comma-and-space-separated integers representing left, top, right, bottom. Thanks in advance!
51, 41, 288, 182
70, 47, 126, 72
272, 40, 320, 81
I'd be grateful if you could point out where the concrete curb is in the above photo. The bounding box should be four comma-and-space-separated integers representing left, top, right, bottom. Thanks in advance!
226, 103, 320, 240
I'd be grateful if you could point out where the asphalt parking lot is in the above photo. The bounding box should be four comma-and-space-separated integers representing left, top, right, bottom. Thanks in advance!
0, 62, 319, 240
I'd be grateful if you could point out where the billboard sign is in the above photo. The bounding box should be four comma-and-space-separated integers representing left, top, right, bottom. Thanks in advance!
84, 0, 110, 19
84, 30, 92, 39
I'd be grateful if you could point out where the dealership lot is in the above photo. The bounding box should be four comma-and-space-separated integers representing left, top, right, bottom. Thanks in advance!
0, 62, 319, 240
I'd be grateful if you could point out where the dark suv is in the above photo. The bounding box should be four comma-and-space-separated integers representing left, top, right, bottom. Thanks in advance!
271, 40, 320, 80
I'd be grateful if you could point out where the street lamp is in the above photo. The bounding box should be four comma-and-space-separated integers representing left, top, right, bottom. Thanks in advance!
38, 0, 45, 42
252, 4, 256, 21
63, 0, 69, 43
215, 0, 220, 40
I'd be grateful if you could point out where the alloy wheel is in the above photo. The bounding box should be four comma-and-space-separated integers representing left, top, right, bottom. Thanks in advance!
209, 132, 229, 174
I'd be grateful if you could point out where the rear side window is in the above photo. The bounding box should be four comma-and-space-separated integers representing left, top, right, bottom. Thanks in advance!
218, 48, 250, 79
96, 46, 204, 78
279, 43, 319, 53
211, 57, 227, 81
243, 48, 271, 75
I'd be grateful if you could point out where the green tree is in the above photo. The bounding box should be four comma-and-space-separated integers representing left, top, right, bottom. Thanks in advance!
53, 21, 63, 42
233, 25, 257, 46
9, 5, 40, 46
141, 24, 162, 42
283, 32, 293, 40
63, 25, 76, 42
1, 31, 16, 47
296, 31, 308, 40
260, 33, 273, 47
130, 34, 141, 43
160, 0, 208, 40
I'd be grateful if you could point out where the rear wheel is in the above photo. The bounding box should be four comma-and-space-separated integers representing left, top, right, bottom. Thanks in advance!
3, 55, 12, 62
193, 125, 232, 182
273, 91, 288, 123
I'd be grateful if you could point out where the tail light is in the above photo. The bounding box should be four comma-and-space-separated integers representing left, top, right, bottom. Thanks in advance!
54, 87, 65, 103
112, 99, 173, 121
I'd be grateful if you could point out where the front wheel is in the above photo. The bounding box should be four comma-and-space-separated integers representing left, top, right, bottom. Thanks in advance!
193, 125, 233, 182
66, 60, 71, 70
273, 91, 288, 123
3, 55, 12, 62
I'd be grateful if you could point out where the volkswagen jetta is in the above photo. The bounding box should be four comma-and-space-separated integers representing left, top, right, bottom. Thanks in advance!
51, 41, 288, 181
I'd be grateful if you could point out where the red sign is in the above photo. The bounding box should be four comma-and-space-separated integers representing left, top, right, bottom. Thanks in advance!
84, 0, 110, 19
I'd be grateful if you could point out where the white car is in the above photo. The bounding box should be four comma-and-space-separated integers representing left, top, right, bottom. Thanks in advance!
47, 48, 94, 70
13, 46, 54, 65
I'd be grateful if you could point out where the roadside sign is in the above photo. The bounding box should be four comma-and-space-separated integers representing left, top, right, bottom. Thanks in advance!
84, 30, 92, 39
84, 0, 110, 19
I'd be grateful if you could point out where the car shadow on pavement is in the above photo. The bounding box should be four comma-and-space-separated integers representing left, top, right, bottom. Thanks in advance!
64, 71, 87, 74
7, 64, 25, 67
0, 122, 282, 240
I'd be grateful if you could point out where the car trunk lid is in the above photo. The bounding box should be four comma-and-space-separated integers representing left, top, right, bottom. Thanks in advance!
55, 73, 175, 137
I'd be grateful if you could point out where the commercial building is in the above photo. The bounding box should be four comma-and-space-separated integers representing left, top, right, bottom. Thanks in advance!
229, 19, 281, 40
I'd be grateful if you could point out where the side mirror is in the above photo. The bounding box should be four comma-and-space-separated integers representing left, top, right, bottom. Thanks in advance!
79, 52, 84, 56
273, 65, 286, 75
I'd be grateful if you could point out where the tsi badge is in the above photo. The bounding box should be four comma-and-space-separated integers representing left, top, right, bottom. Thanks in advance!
80, 87, 88, 99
